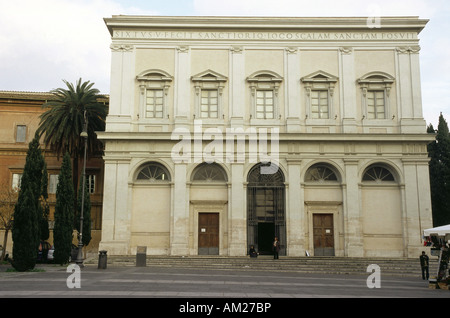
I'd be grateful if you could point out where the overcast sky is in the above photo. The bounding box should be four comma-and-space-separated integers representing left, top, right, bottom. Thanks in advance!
0, 0, 448, 126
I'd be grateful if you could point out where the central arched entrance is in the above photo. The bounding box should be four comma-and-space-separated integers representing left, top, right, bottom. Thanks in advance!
247, 163, 286, 256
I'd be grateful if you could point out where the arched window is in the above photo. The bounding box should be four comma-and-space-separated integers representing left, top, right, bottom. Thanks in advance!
362, 165, 396, 183
192, 163, 227, 182
248, 163, 284, 185
305, 164, 339, 182
136, 163, 171, 182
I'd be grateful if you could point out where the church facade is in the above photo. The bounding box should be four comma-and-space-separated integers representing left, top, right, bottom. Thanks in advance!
99, 16, 433, 258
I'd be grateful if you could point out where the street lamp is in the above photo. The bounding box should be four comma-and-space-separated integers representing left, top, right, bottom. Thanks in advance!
76, 111, 88, 267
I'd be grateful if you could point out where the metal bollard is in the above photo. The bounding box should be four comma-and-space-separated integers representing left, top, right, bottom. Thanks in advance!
136, 246, 147, 267
98, 250, 107, 269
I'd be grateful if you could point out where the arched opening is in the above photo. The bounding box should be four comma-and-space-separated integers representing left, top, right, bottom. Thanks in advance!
191, 162, 228, 182
136, 162, 171, 182
247, 163, 286, 256
304, 163, 342, 256
360, 163, 403, 257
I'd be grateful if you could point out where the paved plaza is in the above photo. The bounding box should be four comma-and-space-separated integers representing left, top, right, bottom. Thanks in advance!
1, 263, 447, 315
0, 263, 448, 298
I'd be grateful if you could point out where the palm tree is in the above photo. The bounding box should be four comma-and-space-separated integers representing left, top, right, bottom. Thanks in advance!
37, 78, 108, 198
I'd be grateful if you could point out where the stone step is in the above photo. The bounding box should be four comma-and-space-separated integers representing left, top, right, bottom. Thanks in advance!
86, 255, 439, 277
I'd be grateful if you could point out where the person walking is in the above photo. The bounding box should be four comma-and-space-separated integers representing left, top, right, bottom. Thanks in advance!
419, 251, 429, 280
273, 237, 280, 260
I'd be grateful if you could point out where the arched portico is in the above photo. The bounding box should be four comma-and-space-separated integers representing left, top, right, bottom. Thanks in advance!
247, 163, 286, 256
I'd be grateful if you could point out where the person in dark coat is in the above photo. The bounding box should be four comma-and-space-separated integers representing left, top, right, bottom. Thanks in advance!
249, 245, 258, 258
419, 251, 429, 280
273, 237, 280, 260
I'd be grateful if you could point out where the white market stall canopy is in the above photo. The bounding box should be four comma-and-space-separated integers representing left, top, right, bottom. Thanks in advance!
424, 224, 450, 240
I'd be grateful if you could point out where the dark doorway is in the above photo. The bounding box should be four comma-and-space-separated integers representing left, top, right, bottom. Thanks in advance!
198, 213, 220, 255
247, 163, 286, 256
257, 223, 275, 254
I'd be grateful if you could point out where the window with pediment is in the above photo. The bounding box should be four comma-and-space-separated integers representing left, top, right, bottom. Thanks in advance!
301, 71, 338, 120
358, 72, 394, 120
247, 71, 283, 120
137, 70, 173, 120
192, 70, 227, 119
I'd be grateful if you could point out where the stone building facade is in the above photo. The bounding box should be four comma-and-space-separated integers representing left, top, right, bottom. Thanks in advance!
99, 16, 433, 258
0, 91, 105, 253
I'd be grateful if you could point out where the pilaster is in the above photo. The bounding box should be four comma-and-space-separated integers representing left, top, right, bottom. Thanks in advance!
343, 159, 364, 256
339, 47, 357, 133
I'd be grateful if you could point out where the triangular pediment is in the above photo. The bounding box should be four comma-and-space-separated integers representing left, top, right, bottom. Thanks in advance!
301, 70, 338, 82
191, 69, 227, 82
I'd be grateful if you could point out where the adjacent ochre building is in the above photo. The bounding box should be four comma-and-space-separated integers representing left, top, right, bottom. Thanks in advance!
99, 16, 433, 258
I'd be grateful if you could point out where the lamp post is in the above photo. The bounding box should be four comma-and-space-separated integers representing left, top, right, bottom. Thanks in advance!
76, 111, 88, 267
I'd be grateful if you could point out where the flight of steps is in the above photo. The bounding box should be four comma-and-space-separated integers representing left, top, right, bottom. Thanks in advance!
86, 255, 439, 277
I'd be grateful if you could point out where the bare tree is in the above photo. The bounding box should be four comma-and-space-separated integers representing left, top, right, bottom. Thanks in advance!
0, 181, 18, 261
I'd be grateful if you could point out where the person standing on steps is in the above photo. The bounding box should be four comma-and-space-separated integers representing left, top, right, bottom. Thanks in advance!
273, 237, 280, 260
419, 251, 429, 280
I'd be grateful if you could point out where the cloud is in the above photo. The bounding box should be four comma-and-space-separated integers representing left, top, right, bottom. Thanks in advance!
192, 0, 438, 17
0, 0, 158, 93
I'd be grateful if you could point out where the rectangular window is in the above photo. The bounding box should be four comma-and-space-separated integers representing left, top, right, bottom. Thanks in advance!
48, 174, 59, 194
12, 173, 23, 190
367, 90, 386, 119
256, 90, 274, 119
200, 90, 218, 118
145, 89, 164, 118
311, 90, 329, 119
16, 125, 27, 143
87, 175, 96, 194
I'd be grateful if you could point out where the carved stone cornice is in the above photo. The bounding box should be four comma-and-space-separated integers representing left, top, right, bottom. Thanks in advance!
177, 46, 190, 53
396, 46, 421, 54
110, 44, 134, 52
285, 47, 298, 54
340, 47, 353, 55
230, 46, 243, 54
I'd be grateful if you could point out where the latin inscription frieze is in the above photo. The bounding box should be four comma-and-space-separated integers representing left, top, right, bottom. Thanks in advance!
113, 30, 417, 42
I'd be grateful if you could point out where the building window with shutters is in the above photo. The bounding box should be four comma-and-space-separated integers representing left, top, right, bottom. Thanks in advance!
366, 90, 386, 119
310, 90, 330, 119
192, 70, 227, 121
200, 89, 219, 119
247, 71, 283, 122
16, 125, 27, 143
358, 72, 394, 121
137, 69, 172, 121
301, 71, 338, 121
255, 90, 274, 119
145, 89, 164, 118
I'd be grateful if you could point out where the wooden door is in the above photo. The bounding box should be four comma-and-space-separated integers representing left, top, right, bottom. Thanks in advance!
198, 213, 219, 255
313, 214, 335, 256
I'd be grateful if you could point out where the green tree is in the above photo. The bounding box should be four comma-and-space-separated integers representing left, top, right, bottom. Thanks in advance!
427, 113, 450, 226
36, 78, 107, 202
53, 152, 75, 265
39, 163, 50, 242
11, 133, 44, 271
